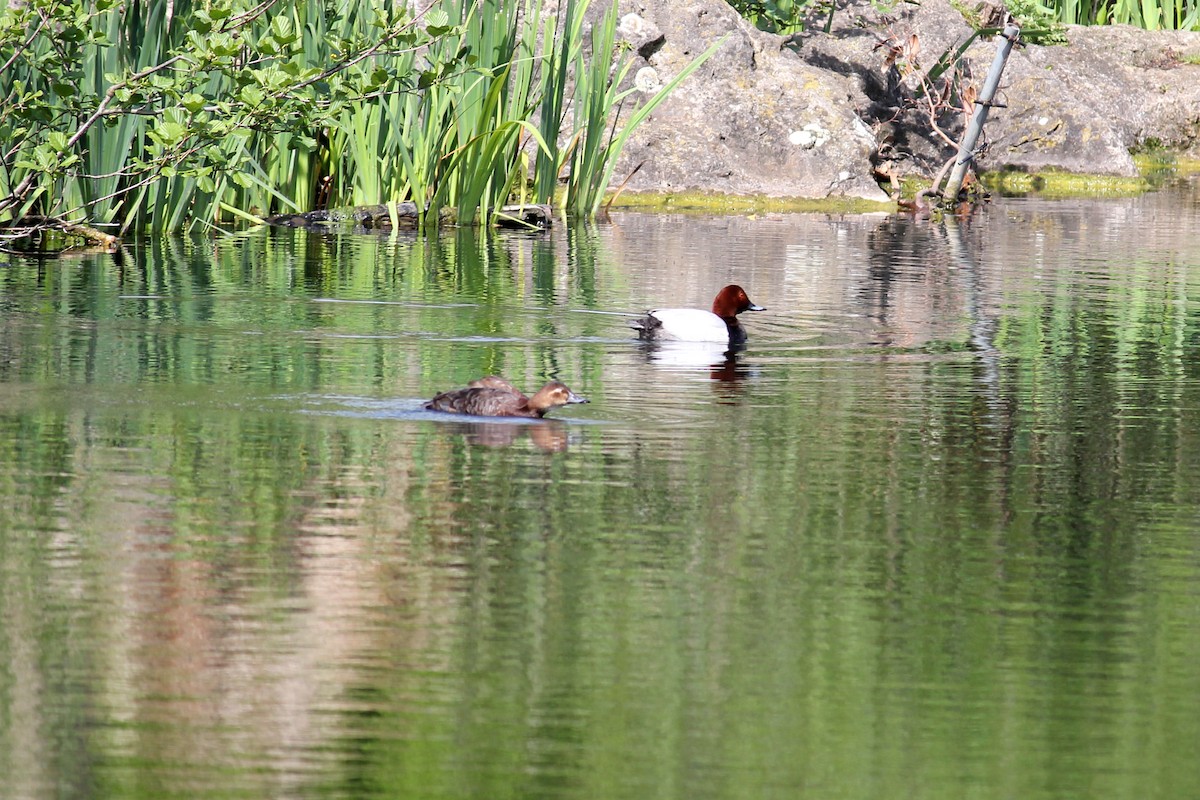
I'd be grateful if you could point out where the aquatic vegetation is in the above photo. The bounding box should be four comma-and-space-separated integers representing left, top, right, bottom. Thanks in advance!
0, 0, 715, 242
728, 0, 1199, 30
982, 168, 1153, 197
1054, 0, 1200, 28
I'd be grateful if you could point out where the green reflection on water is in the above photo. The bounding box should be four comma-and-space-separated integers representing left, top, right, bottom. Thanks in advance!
1, 204, 1200, 799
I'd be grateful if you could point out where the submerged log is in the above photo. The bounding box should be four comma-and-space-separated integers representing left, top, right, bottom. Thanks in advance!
265, 202, 423, 229
0, 215, 121, 254
265, 202, 555, 231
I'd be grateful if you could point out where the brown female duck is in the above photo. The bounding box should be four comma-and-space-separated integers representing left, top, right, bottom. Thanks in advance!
425, 376, 588, 418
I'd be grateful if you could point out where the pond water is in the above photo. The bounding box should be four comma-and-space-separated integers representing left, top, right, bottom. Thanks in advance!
3, 183, 1200, 799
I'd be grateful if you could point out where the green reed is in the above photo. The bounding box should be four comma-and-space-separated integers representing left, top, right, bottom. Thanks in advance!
1051, 0, 1199, 26
1, 0, 716, 237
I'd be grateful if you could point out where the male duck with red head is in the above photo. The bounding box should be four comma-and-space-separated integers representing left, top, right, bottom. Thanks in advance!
425, 377, 588, 418
631, 284, 765, 345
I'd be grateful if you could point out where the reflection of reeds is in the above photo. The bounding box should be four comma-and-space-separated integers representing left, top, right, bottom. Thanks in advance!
1, 0, 718, 236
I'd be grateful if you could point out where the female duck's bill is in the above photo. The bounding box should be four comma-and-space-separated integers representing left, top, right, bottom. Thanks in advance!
630, 284, 765, 345
425, 377, 588, 418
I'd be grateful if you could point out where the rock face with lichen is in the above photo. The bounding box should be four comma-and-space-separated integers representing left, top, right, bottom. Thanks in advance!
602, 0, 891, 201
605, 0, 1200, 201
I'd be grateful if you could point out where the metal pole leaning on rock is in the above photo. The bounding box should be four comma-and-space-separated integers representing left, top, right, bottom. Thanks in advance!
943, 23, 1022, 202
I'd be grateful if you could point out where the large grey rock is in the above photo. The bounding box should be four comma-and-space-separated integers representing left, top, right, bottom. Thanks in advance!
1000, 24, 1200, 174
607, 0, 1200, 199
608, 0, 889, 201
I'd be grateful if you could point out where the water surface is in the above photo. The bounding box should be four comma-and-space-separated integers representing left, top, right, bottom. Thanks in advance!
3, 185, 1200, 799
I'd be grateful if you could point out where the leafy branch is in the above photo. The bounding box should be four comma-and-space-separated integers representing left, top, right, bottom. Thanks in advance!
0, 0, 449, 236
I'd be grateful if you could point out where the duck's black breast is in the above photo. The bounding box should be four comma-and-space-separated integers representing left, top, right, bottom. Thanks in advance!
726, 321, 747, 346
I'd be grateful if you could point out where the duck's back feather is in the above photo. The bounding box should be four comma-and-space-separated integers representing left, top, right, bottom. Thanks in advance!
426, 386, 533, 417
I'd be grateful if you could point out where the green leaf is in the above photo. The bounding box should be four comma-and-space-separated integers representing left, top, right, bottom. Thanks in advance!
33, 144, 59, 170
369, 66, 390, 90
163, 107, 189, 126
150, 120, 188, 147
425, 8, 449, 32
181, 93, 208, 113
188, 30, 210, 52
271, 14, 295, 43
209, 33, 238, 57
257, 34, 280, 55
239, 86, 266, 107
193, 11, 213, 34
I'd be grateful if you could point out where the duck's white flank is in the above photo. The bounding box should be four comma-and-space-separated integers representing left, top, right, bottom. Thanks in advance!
643, 308, 732, 343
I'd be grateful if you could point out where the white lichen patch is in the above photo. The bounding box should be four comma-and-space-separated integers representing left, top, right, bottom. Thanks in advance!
635, 67, 662, 93
789, 122, 831, 149
619, 13, 651, 38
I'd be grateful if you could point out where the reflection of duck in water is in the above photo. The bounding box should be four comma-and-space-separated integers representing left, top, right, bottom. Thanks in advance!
709, 352, 752, 385
635, 340, 756, 400
449, 420, 572, 453
631, 285, 765, 345
425, 376, 588, 418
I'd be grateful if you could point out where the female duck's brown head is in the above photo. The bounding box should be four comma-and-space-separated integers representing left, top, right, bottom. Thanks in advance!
524, 381, 588, 416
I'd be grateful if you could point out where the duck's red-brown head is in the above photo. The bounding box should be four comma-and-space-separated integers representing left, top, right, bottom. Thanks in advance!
711, 285, 766, 322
